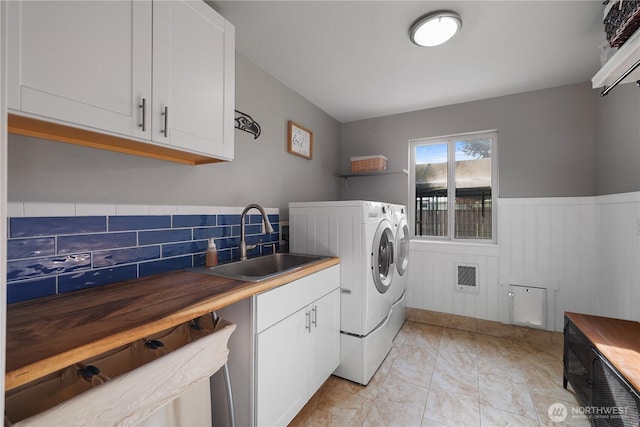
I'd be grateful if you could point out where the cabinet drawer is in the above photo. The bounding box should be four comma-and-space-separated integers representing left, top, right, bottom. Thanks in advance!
255, 265, 339, 333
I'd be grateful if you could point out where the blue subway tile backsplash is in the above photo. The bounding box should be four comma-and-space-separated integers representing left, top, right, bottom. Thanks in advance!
8, 254, 91, 281
172, 215, 217, 228
58, 265, 139, 293
161, 241, 208, 258
7, 237, 55, 259
10, 216, 106, 238
93, 246, 160, 268
139, 256, 193, 277
58, 232, 137, 254
217, 214, 241, 225
139, 229, 192, 245
7, 277, 57, 304
108, 215, 171, 231
192, 226, 232, 240
6, 208, 280, 304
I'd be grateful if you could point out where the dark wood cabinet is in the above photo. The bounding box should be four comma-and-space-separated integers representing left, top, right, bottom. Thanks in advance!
564, 318, 595, 406
563, 312, 640, 426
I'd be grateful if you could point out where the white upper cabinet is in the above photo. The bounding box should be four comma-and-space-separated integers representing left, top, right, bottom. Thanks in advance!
7, 1, 152, 138
7, 0, 234, 163
152, 1, 234, 160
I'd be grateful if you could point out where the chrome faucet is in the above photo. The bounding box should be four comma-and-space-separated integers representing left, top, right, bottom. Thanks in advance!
239, 204, 275, 261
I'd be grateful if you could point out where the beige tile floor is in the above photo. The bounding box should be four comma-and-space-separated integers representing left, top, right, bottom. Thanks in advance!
290, 321, 591, 427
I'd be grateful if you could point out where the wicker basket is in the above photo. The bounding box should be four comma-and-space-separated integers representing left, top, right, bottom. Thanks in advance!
604, 1, 640, 48
350, 155, 388, 173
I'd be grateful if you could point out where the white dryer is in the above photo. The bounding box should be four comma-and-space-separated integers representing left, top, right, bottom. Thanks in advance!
289, 200, 399, 385
389, 204, 409, 338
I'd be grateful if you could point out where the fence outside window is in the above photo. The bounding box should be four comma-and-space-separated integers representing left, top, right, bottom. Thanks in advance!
411, 131, 497, 243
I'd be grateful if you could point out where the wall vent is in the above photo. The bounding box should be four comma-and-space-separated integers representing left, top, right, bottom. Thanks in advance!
455, 263, 479, 293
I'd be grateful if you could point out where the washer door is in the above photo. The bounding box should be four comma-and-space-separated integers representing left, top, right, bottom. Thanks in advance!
396, 218, 409, 276
372, 219, 394, 294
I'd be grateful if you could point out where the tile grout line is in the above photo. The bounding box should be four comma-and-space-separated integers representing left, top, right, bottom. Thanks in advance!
475, 335, 483, 427
294, 321, 578, 427
421, 321, 439, 425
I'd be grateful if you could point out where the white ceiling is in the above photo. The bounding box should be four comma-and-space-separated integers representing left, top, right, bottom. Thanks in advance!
211, 1, 605, 123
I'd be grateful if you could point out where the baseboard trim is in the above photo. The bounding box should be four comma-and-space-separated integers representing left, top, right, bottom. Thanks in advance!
406, 307, 563, 348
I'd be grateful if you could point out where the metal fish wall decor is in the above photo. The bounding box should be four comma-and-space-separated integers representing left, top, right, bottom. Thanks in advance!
234, 110, 261, 139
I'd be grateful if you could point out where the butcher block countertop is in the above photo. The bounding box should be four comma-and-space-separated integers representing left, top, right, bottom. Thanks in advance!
565, 311, 640, 393
5, 257, 340, 391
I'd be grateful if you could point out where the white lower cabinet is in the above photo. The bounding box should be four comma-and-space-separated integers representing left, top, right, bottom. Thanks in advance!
211, 265, 340, 427
256, 306, 309, 426
254, 265, 340, 427
308, 289, 341, 394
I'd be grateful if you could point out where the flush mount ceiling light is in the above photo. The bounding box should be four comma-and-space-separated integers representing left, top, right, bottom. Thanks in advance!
409, 11, 462, 47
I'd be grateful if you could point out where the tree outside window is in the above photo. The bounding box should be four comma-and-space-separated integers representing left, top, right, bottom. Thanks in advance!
411, 132, 497, 242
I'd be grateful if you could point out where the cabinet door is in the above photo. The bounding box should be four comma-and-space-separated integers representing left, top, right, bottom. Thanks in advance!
308, 289, 341, 395
152, 1, 234, 159
7, 1, 152, 139
255, 309, 309, 427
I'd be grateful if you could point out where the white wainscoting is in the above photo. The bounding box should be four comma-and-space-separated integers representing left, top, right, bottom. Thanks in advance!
499, 197, 598, 331
407, 193, 640, 332
406, 241, 501, 323
594, 192, 640, 322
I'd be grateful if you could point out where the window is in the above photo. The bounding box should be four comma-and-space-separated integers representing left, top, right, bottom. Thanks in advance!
410, 131, 497, 243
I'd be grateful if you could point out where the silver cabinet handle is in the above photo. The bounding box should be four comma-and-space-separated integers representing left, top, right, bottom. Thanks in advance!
311, 305, 318, 327
305, 310, 311, 333
138, 98, 146, 132
161, 106, 168, 137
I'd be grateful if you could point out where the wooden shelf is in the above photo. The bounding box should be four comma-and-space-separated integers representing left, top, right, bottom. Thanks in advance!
593, 28, 640, 89
8, 114, 225, 166
337, 169, 408, 179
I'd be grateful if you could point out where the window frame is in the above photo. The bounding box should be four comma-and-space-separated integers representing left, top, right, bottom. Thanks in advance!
409, 130, 498, 244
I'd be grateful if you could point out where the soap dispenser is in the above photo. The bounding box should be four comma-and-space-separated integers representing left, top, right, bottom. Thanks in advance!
206, 238, 218, 267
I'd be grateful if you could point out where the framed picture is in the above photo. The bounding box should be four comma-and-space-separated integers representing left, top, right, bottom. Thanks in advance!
287, 120, 313, 160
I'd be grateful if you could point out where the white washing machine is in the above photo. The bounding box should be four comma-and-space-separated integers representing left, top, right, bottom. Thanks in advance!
389, 204, 409, 338
289, 200, 400, 385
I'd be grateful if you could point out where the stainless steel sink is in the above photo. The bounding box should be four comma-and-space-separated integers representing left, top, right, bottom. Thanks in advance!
187, 253, 329, 282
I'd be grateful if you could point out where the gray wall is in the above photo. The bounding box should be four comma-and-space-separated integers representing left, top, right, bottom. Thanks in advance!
595, 83, 640, 195
8, 54, 341, 217
339, 82, 599, 203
